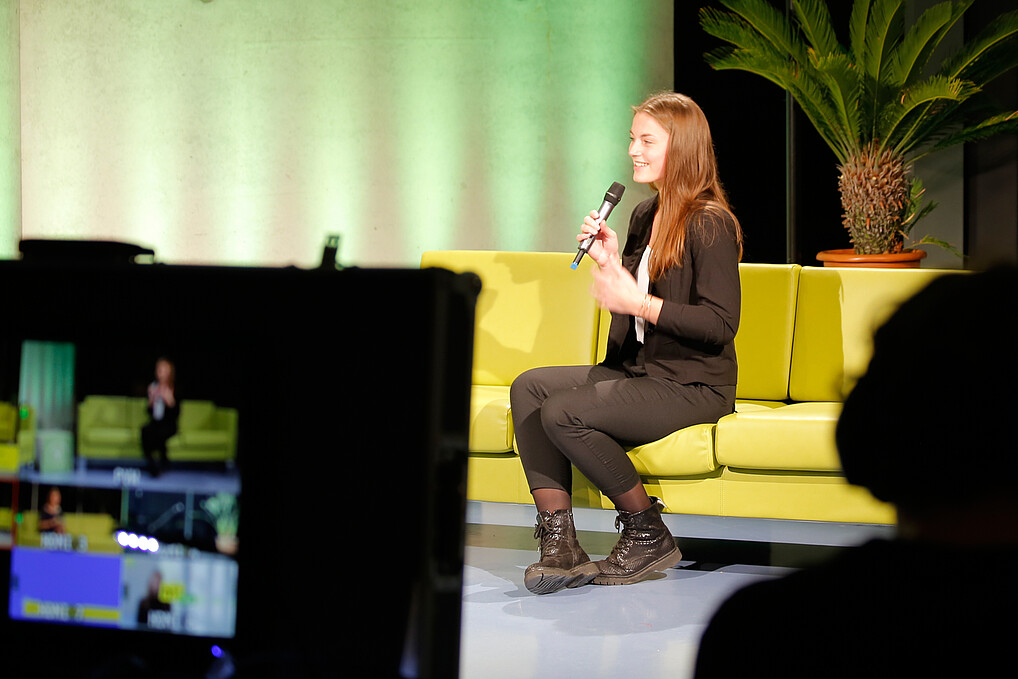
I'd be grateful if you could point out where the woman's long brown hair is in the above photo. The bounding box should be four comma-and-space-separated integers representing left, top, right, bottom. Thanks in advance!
633, 92, 743, 279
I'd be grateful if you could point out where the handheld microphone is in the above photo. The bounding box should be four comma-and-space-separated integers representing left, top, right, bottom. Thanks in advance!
571, 182, 625, 269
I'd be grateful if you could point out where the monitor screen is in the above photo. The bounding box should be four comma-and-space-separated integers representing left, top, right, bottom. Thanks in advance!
3, 339, 242, 640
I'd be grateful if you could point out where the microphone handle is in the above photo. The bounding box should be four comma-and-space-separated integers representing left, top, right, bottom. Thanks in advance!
571, 198, 615, 268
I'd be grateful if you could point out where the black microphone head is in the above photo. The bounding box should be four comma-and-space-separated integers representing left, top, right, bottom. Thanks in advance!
605, 182, 625, 205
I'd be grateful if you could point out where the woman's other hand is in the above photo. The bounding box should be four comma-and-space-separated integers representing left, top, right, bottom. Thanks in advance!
591, 257, 642, 315
159, 385, 176, 408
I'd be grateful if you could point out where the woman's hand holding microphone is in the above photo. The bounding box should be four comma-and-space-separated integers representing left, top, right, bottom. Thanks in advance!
578, 210, 620, 269
579, 212, 642, 318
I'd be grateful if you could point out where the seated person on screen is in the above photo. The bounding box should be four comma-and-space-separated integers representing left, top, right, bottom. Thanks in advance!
37, 486, 66, 533
141, 357, 178, 477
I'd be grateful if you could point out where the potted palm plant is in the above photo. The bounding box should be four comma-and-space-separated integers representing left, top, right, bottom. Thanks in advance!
201, 492, 239, 555
700, 0, 1018, 266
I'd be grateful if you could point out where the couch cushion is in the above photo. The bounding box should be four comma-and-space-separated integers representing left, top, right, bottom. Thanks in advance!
735, 263, 800, 401
720, 466, 896, 523
789, 267, 954, 402
626, 423, 717, 476
716, 401, 843, 472
623, 400, 783, 477
421, 251, 600, 386
83, 428, 138, 446
175, 430, 230, 447
469, 385, 513, 453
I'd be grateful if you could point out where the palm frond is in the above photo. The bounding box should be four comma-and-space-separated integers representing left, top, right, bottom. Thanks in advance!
909, 234, 962, 257
940, 9, 1018, 85
901, 176, 938, 237
702, 2, 860, 162
849, 0, 874, 69
929, 109, 1018, 152
787, 69, 861, 163
880, 75, 980, 154
812, 53, 863, 152
700, 7, 790, 61
706, 45, 856, 162
906, 86, 997, 134
886, 0, 970, 87
860, 0, 906, 82
716, 0, 808, 65
793, 0, 843, 58
850, 0, 908, 140
703, 45, 796, 91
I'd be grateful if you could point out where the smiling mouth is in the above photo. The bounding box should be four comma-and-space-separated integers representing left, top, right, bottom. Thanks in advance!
634, 161, 649, 167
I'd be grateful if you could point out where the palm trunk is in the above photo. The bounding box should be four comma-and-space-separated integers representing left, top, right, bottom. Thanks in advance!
838, 143, 911, 255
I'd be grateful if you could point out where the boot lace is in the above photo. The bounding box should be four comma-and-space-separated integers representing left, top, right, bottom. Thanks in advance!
605, 514, 635, 564
606, 498, 667, 565
533, 513, 560, 555
533, 513, 554, 540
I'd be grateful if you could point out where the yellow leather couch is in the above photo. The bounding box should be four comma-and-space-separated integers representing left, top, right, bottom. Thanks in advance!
0, 401, 19, 472
422, 250, 954, 525
77, 396, 238, 464
0, 403, 35, 473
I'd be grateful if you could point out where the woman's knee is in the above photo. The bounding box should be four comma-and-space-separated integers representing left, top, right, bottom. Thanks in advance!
509, 368, 544, 415
539, 389, 582, 437
509, 367, 536, 399
511, 366, 577, 410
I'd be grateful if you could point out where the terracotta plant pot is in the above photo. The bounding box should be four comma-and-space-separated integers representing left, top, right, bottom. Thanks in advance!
215, 534, 239, 556
816, 248, 927, 268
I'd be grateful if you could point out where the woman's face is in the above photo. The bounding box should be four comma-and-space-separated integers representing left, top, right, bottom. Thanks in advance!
629, 112, 669, 185
155, 360, 172, 383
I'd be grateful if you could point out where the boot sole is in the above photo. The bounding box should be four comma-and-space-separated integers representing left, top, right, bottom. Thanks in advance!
592, 545, 683, 586
525, 562, 600, 595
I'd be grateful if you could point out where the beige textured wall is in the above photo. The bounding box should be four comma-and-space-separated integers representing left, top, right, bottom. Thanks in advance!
16, 0, 673, 267
0, 0, 19, 259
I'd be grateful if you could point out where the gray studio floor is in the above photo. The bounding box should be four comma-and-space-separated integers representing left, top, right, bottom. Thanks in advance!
459, 501, 893, 679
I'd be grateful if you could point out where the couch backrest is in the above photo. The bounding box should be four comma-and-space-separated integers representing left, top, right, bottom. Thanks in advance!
419, 251, 957, 404
0, 402, 17, 441
789, 266, 956, 402
179, 400, 216, 428
735, 263, 801, 401
79, 395, 147, 428
421, 251, 601, 386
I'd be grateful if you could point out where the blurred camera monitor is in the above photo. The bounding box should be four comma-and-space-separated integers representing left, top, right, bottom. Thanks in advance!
2, 336, 245, 648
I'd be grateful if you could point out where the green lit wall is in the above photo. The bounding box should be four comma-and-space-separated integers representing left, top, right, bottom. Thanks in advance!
15, 0, 672, 267
0, 0, 18, 259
